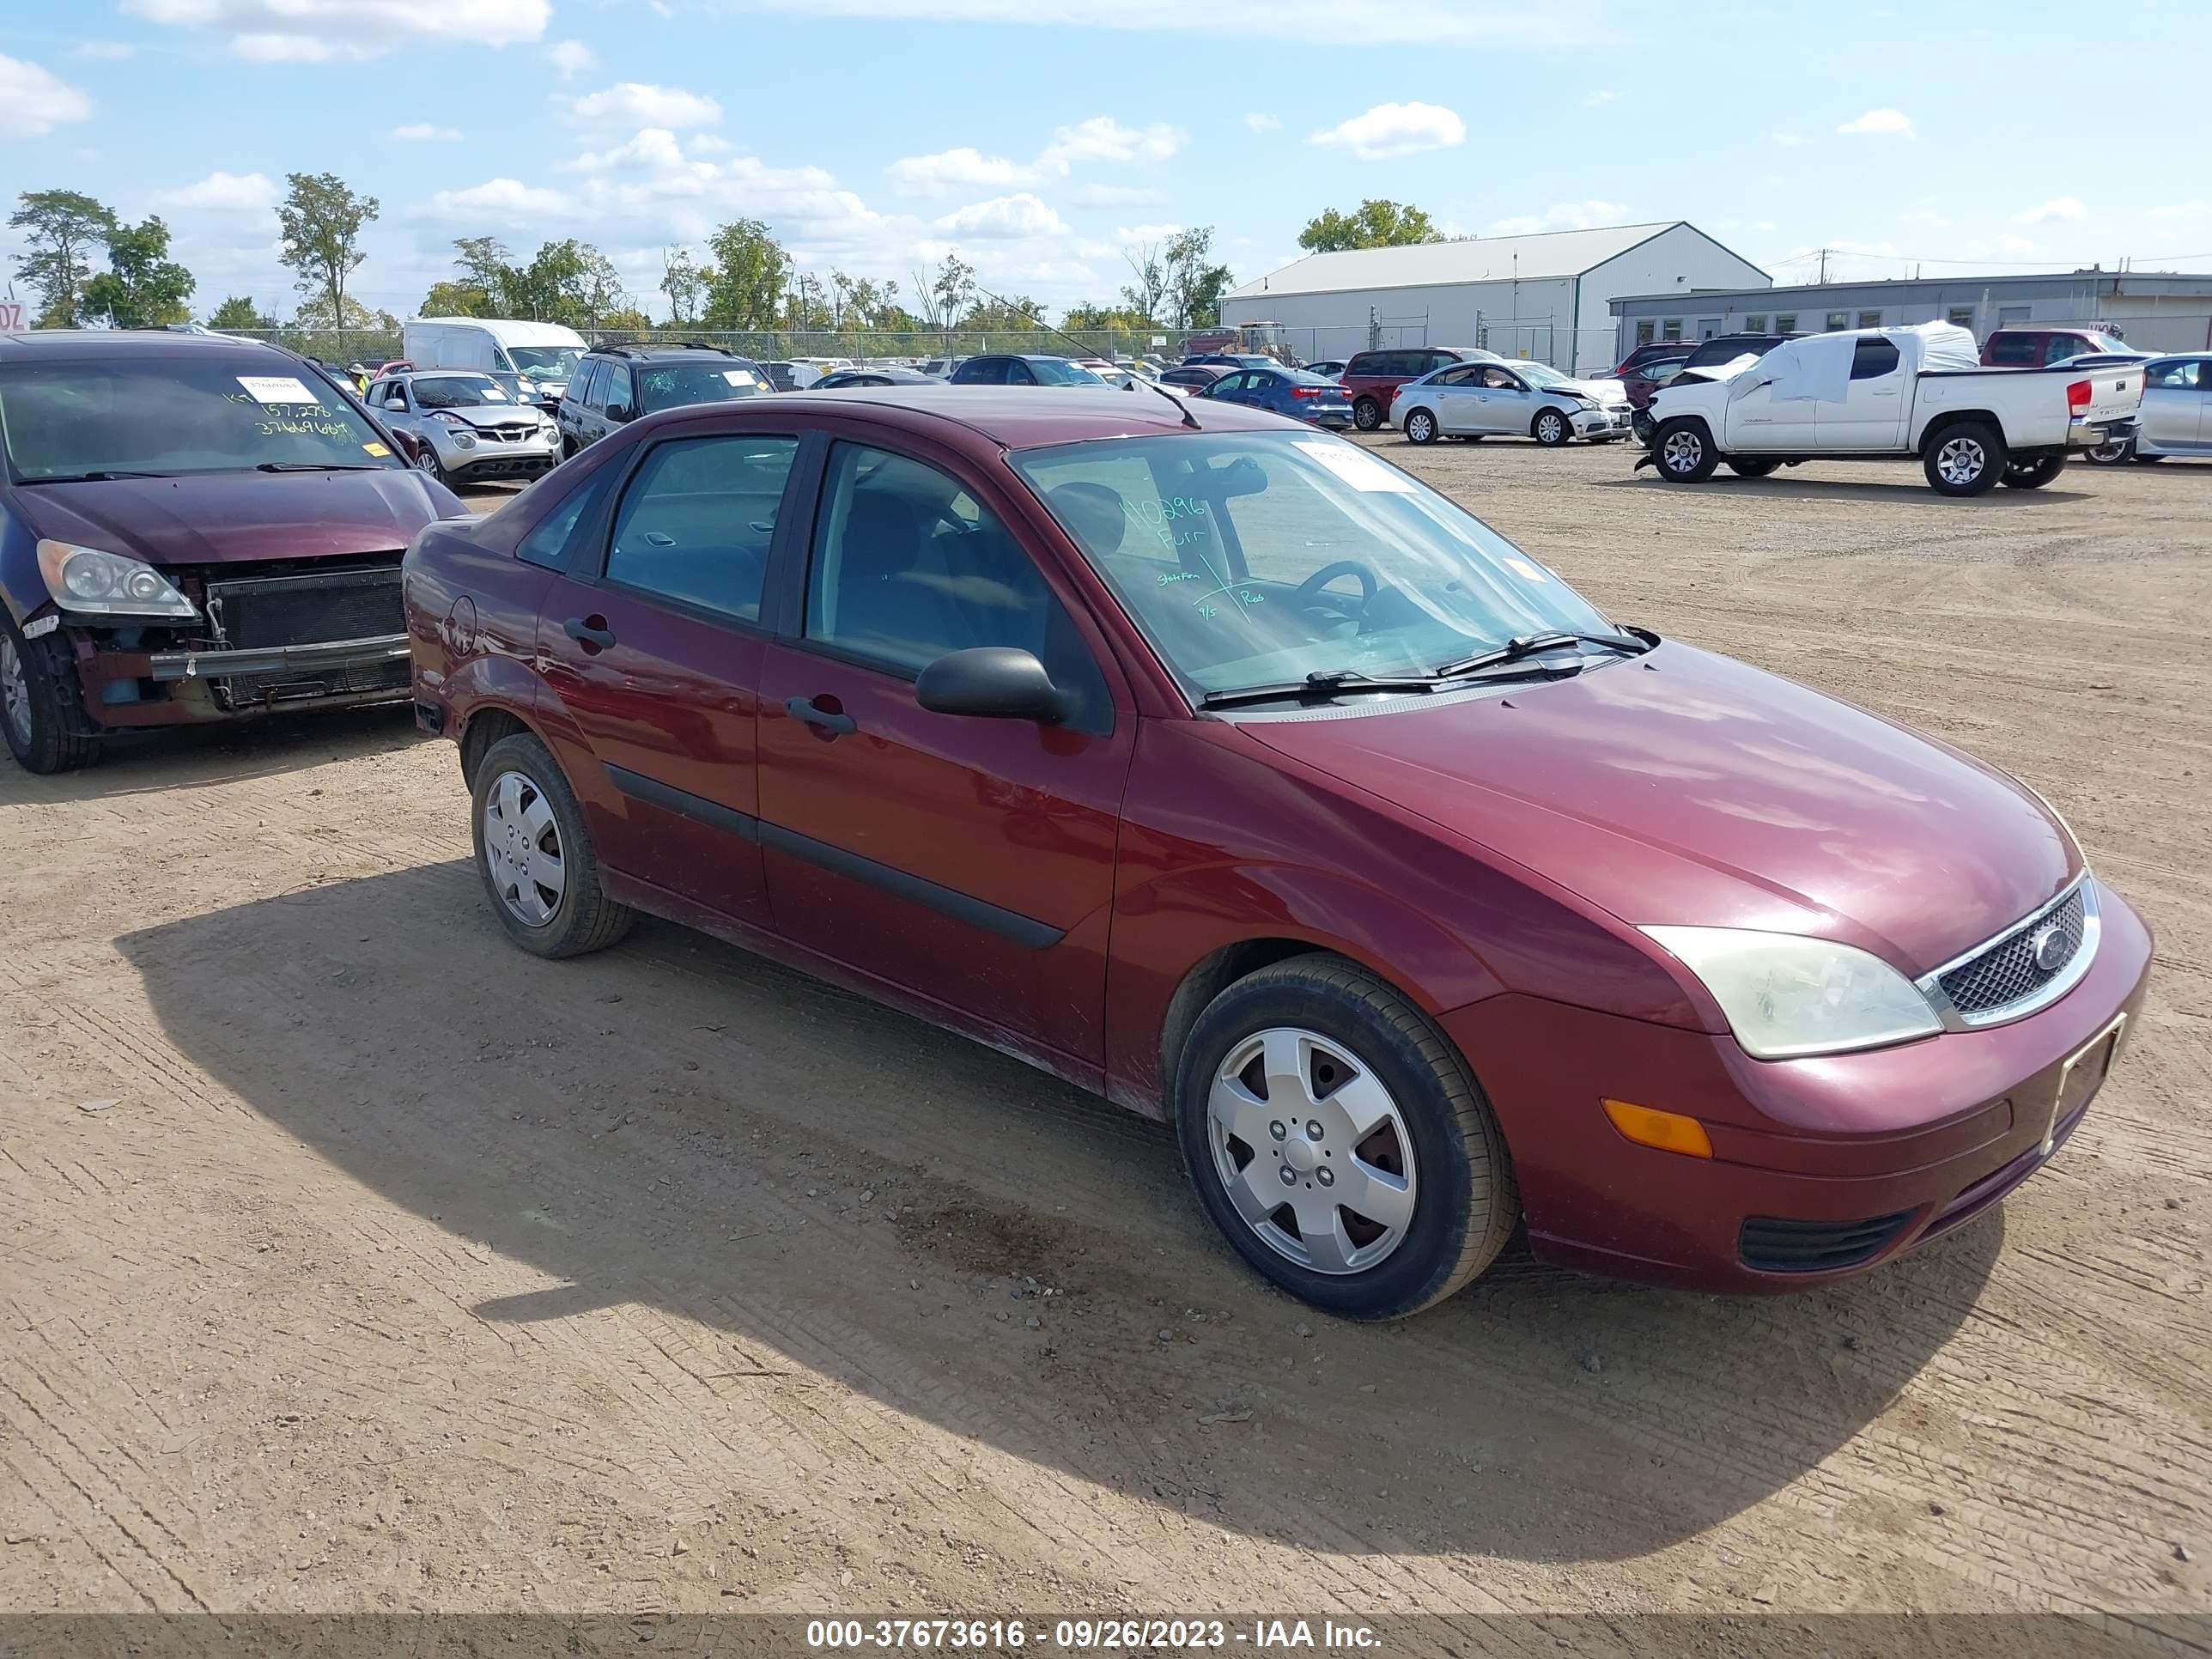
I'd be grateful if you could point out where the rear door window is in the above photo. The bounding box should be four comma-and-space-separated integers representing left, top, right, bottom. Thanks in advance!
1345, 354, 1379, 378
1850, 339, 1901, 380
1989, 335, 2039, 367
574, 361, 605, 410
602, 434, 800, 624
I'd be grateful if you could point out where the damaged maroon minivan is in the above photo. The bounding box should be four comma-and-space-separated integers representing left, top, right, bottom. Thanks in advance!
0, 330, 465, 773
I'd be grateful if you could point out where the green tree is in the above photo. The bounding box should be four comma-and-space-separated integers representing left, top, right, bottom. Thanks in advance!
959, 293, 1045, 332
291, 293, 394, 331
1164, 227, 1233, 328
206, 295, 270, 330
1297, 199, 1442, 253
83, 216, 194, 329
1120, 243, 1166, 321
661, 247, 704, 325
451, 236, 514, 305
419, 278, 492, 318
780, 270, 833, 332
1063, 302, 1152, 331
910, 253, 975, 331
597, 305, 654, 332
8, 189, 117, 327
276, 173, 379, 331
701, 218, 789, 330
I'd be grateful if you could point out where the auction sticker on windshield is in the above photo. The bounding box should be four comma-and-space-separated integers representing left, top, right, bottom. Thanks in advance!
236, 375, 319, 405
1291, 439, 1416, 493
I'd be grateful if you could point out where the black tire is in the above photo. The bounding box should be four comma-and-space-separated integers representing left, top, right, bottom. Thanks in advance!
1652, 418, 1719, 483
469, 732, 635, 958
2002, 453, 2066, 490
1, 614, 100, 775
2134, 452, 2166, 464
561, 436, 580, 462
1402, 407, 1439, 446
1727, 458, 1780, 477
2085, 434, 2136, 465
1454, 434, 1485, 442
1353, 398, 1383, 432
1923, 420, 2008, 496
415, 444, 449, 488
1174, 954, 1517, 1321
1530, 407, 1571, 447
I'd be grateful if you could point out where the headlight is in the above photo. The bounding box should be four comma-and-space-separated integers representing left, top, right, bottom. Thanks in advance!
35, 540, 198, 620
1568, 394, 1598, 410
1639, 926, 1942, 1060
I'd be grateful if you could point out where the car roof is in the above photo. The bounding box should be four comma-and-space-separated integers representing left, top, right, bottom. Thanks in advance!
643, 385, 1291, 449
0, 329, 295, 362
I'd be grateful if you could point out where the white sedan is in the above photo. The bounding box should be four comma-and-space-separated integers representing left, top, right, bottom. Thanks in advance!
1390, 361, 1633, 447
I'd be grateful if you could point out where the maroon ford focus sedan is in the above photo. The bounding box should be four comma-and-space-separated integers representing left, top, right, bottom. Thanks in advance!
401, 387, 2151, 1319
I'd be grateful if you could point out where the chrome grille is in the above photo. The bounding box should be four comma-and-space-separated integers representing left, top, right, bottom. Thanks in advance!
1937, 887, 2087, 1016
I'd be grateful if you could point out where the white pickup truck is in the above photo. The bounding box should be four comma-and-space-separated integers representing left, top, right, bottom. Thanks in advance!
1638, 321, 2144, 495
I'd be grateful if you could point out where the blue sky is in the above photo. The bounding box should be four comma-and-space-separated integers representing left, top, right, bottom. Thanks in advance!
4, 0, 2211, 324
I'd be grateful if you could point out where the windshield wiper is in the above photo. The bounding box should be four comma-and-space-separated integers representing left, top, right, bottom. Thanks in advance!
1434, 629, 1654, 679
255, 461, 380, 473
19, 470, 174, 483
1199, 668, 1444, 710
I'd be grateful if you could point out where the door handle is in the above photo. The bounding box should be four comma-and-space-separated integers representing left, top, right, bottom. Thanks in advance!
785, 696, 857, 737
563, 616, 617, 651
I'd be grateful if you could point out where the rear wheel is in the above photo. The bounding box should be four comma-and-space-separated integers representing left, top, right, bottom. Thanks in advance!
2002, 453, 2066, 489
0, 616, 100, 775
2086, 434, 2136, 465
1924, 421, 2007, 496
1175, 955, 1517, 1320
1531, 408, 1571, 447
1652, 419, 1719, 483
471, 732, 635, 958
1403, 407, 1438, 446
1727, 458, 1780, 477
1353, 398, 1383, 432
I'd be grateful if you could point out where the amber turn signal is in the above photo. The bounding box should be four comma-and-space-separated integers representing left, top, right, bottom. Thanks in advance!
1601, 1099, 1714, 1158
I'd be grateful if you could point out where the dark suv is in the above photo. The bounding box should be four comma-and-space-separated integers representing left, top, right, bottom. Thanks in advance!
556, 343, 769, 457
1340, 347, 1501, 431
947, 355, 1105, 386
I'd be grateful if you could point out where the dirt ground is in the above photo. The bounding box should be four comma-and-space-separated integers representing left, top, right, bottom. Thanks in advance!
3, 441, 2209, 1650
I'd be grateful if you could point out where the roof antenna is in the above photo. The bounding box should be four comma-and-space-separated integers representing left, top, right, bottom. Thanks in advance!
974, 284, 1201, 429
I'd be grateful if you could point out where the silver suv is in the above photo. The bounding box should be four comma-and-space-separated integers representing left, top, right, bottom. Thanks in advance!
363, 370, 559, 488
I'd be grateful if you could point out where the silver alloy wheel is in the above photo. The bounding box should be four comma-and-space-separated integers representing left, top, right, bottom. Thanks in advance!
1936, 434, 1987, 486
2089, 435, 2134, 464
1662, 428, 1703, 472
1536, 411, 1565, 443
1206, 1026, 1419, 1275
1407, 410, 1434, 443
482, 769, 567, 927
1, 636, 29, 749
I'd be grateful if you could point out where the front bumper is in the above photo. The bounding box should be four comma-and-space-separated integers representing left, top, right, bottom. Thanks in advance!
1439, 877, 2154, 1292
428, 425, 560, 480
1572, 405, 1634, 439
76, 634, 413, 726
2069, 414, 2138, 447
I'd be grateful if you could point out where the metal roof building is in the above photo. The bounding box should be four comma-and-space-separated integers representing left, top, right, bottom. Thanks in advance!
1218, 222, 1771, 374
1608, 270, 2212, 357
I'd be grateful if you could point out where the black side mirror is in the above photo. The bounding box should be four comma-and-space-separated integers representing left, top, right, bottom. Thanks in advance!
915, 647, 1066, 724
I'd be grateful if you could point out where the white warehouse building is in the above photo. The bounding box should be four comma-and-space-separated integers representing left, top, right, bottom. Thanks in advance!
1218, 222, 1771, 375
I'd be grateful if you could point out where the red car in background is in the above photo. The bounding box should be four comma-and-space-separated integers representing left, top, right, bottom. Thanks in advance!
404, 388, 2150, 1319
1340, 345, 1503, 431
1614, 341, 1697, 410
1983, 327, 2142, 368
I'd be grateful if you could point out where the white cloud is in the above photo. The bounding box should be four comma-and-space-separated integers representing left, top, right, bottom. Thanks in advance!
1770, 131, 1807, 147
546, 37, 593, 76
570, 81, 722, 128
890, 117, 1182, 197
1069, 182, 1164, 208
1112, 222, 1182, 244
568, 127, 689, 171
1307, 100, 1464, 161
0, 54, 91, 137
126, 0, 548, 60
392, 122, 463, 142
417, 177, 579, 225
932, 192, 1066, 240
1244, 112, 1280, 132
2016, 195, 2087, 224
1581, 88, 1614, 107
705, 0, 1600, 46
1486, 198, 1628, 236
1837, 106, 1914, 137
76, 40, 135, 58
689, 133, 731, 154
156, 170, 276, 212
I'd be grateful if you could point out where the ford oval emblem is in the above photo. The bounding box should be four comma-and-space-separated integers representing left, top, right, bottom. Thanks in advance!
2028, 922, 2069, 973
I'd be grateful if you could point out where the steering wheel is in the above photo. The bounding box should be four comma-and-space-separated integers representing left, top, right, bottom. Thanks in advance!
1291, 560, 1380, 628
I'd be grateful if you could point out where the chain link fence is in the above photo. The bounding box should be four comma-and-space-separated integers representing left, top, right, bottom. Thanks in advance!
219, 325, 1227, 367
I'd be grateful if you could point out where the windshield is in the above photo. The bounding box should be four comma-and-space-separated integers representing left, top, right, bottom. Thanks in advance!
1512, 362, 1571, 387
508, 346, 583, 380
0, 356, 405, 481
1010, 430, 1616, 696
636, 362, 763, 411
1030, 358, 1105, 386
414, 374, 509, 408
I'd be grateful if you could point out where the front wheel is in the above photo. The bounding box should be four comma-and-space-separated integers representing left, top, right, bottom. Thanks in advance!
1924, 421, 2007, 496
1652, 419, 1719, 483
1403, 407, 1438, 446
1, 616, 100, 775
1175, 955, 1517, 1320
1531, 408, 1571, 447
2002, 453, 2066, 489
1727, 458, 1780, 477
471, 732, 635, 958
1353, 398, 1383, 432
414, 443, 449, 488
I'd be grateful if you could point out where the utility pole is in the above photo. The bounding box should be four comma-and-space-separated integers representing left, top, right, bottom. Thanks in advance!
1814, 246, 1833, 284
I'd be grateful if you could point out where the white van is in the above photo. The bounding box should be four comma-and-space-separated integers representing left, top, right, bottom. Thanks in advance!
401, 318, 589, 410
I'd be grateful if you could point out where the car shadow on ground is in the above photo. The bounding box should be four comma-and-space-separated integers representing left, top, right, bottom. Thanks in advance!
1590, 476, 2097, 505
0, 704, 421, 803
117, 860, 2002, 1565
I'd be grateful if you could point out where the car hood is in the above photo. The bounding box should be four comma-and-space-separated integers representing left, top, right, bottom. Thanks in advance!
1550, 376, 1629, 404
442, 402, 546, 428
1239, 642, 2075, 975
13, 469, 459, 568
